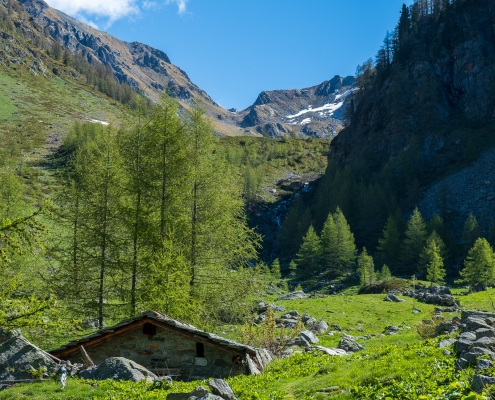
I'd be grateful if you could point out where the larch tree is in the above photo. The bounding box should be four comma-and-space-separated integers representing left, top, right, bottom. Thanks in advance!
402, 207, 427, 274
358, 247, 375, 286
295, 225, 322, 277
333, 207, 357, 275
377, 215, 402, 269
424, 240, 446, 286
460, 238, 495, 290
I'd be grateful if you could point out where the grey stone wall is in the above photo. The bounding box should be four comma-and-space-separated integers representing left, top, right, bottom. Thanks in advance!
65, 326, 247, 380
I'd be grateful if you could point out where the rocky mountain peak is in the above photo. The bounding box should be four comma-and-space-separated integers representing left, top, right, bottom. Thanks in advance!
237, 75, 356, 138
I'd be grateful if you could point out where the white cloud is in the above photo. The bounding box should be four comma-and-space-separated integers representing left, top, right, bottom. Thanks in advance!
76, 15, 99, 29
165, 0, 189, 15
45, 0, 190, 27
142, 1, 158, 9
45, 0, 139, 25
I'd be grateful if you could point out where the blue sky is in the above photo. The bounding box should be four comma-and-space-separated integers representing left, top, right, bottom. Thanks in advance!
45, 0, 413, 110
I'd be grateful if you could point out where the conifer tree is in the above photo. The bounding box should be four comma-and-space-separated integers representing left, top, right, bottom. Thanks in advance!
295, 225, 322, 277
402, 207, 427, 274
358, 247, 375, 286
332, 207, 357, 274
379, 265, 392, 281
463, 213, 480, 256
377, 215, 401, 269
271, 258, 282, 280
460, 238, 495, 290
424, 241, 446, 286
419, 231, 447, 275
320, 212, 338, 271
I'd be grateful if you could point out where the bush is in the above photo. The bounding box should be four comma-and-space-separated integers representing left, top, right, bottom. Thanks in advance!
358, 278, 411, 294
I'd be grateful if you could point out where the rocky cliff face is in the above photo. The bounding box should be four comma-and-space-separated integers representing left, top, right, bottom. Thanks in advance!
236, 75, 355, 138
19, 0, 218, 104
330, 1, 495, 172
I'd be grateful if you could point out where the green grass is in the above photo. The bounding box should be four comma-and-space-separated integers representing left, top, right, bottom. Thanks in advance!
2, 289, 491, 399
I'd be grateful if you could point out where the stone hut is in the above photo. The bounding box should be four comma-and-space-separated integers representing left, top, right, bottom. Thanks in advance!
50, 311, 272, 380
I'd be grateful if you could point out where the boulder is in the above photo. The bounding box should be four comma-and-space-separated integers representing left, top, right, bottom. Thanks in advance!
459, 347, 495, 365
208, 379, 238, 400
305, 318, 317, 327
477, 359, 493, 370
0, 329, 58, 382
311, 346, 347, 356
167, 386, 209, 400
438, 338, 456, 349
311, 321, 329, 334
384, 293, 405, 302
455, 338, 476, 355
384, 326, 401, 335
471, 374, 495, 393
276, 291, 308, 301
287, 336, 310, 348
78, 357, 157, 382
403, 286, 457, 307
301, 313, 311, 323
299, 330, 318, 344
338, 338, 364, 353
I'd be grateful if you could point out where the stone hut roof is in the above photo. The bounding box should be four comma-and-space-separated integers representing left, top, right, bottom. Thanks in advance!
50, 310, 271, 374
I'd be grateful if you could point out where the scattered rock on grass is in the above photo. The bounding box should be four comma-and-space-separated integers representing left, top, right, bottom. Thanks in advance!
337, 337, 364, 353
384, 293, 405, 302
208, 379, 238, 400
77, 357, 157, 382
299, 330, 319, 344
276, 291, 308, 301
311, 321, 329, 334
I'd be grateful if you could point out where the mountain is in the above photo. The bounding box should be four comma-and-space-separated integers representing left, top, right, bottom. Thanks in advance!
17, 0, 355, 139
236, 75, 355, 138
276, 0, 495, 265
17, 0, 247, 136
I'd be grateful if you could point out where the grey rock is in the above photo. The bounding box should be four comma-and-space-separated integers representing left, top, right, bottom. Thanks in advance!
78, 357, 157, 382
477, 359, 493, 370
465, 317, 493, 332
459, 347, 495, 365
287, 336, 310, 348
305, 317, 317, 327
476, 328, 495, 339
301, 313, 311, 323
403, 286, 457, 307
384, 293, 405, 302
257, 302, 268, 313
196, 395, 224, 400
332, 324, 342, 331
436, 321, 459, 335
455, 358, 468, 370
166, 386, 209, 400
384, 326, 401, 335
0, 329, 58, 382
276, 291, 308, 301
338, 338, 364, 353
299, 330, 319, 344
472, 374, 495, 393
443, 350, 452, 356
311, 346, 347, 356
471, 336, 495, 349
208, 379, 238, 400
311, 321, 329, 334
438, 339, 456, 349
287, 310, 300, 317
254, 314, 266, 324
455, 338, 476, 355
460, 332, 477, 341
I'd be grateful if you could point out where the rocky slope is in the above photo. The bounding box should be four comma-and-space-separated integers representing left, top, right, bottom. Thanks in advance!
17, 0, 244, 136
236, 75, 355, 138
331, 0, 495, 171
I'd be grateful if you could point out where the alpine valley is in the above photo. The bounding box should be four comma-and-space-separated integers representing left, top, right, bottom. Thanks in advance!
2, 0, 495, 399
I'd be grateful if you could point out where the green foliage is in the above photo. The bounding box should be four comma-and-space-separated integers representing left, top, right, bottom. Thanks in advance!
377, 215, 402, 270
358, 247, 375, 286
424, 241, 446, 286
331, 207, 357, 274
463, 213, 480, 257
270, 258, 282, 280
459, 237, 495, 290
402, 207, 427, 274
377, 264, 392, 281
295, 225, 322, 277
